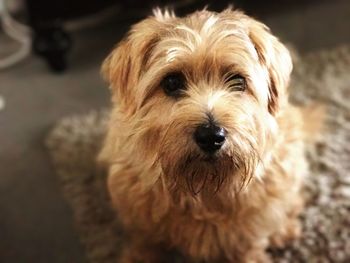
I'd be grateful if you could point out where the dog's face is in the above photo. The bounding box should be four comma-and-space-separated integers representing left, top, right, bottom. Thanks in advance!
103, 9, 292, 195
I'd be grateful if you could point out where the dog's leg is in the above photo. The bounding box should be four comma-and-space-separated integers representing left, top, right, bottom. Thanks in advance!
242, 248, 272, 263
224, 238, 272, 263
269, 196, 303, 248
119, 238, 167, 263
237, 238, 271, 263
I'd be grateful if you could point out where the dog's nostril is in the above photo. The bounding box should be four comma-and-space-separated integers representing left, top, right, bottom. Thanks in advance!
194, 124, 227, 153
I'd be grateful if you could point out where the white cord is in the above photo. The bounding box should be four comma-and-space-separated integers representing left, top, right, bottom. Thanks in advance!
0, 95, 5, 111
0, 0, 32, 69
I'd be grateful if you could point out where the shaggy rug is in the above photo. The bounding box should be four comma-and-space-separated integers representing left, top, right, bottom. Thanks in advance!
46, 44, 350, 263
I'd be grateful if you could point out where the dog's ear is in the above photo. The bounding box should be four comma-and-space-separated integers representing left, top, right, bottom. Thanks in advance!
102, 11, 174, 107
101, 19, 160, 104
247, 20, 292, 115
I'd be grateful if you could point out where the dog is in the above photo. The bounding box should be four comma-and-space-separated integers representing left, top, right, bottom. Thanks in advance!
99, 8, 311, 263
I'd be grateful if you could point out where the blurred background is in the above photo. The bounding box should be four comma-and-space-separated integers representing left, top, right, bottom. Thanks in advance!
0, 0, 349, 262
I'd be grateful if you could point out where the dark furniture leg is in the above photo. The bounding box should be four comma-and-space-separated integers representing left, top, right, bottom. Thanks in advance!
32, 22, 71, 72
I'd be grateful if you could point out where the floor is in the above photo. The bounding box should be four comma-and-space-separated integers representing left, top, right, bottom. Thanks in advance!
0, 1, 349, 262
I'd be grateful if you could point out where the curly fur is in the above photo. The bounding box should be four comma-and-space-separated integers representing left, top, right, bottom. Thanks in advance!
99, 8, 310, 263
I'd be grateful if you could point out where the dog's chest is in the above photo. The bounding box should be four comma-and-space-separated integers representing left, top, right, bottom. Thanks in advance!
153, 192, 271, 260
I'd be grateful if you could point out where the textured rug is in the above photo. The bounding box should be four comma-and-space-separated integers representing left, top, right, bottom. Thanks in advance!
46, 44, 350, 263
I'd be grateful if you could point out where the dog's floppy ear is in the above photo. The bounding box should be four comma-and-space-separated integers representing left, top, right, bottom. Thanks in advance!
102, 11, 173, 107
248, 20, 292, 115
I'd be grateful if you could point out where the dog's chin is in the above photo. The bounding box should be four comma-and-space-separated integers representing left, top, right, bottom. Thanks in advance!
161, 150, 249, 196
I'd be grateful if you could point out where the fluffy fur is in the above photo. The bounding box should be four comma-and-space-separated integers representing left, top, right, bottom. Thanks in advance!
99, 8, 310, 263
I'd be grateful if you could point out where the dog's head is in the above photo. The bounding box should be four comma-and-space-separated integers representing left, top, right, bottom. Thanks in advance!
102, 9, 292, 195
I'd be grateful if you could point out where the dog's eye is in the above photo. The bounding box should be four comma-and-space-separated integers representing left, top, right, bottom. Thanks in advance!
225, 74, 246, 92
161, 73, 186, 98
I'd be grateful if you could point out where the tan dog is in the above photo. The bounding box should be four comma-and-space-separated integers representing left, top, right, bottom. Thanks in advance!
99, 8, 309, 263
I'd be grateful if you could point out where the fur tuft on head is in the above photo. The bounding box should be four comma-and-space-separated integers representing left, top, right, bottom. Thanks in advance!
153, 7, 176, 22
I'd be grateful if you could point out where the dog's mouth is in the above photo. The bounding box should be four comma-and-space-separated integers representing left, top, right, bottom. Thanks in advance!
161, 151, 244, 195
159, 128, 259, 195
201, 154, 219, 163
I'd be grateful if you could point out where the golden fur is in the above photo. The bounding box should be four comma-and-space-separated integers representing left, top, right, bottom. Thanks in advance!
99, 8, 310, 263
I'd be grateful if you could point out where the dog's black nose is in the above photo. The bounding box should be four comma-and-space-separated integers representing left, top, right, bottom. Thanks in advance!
194, 123, 226, 153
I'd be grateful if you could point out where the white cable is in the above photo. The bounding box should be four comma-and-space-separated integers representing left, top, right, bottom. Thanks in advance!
0, 95, 5, 111
0, 0, 32, 69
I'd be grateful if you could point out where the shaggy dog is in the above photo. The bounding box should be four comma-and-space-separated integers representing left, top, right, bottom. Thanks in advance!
99, 8, 312, 263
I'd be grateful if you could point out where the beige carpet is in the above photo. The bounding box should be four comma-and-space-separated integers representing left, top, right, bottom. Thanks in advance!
46, 45, 350, 263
